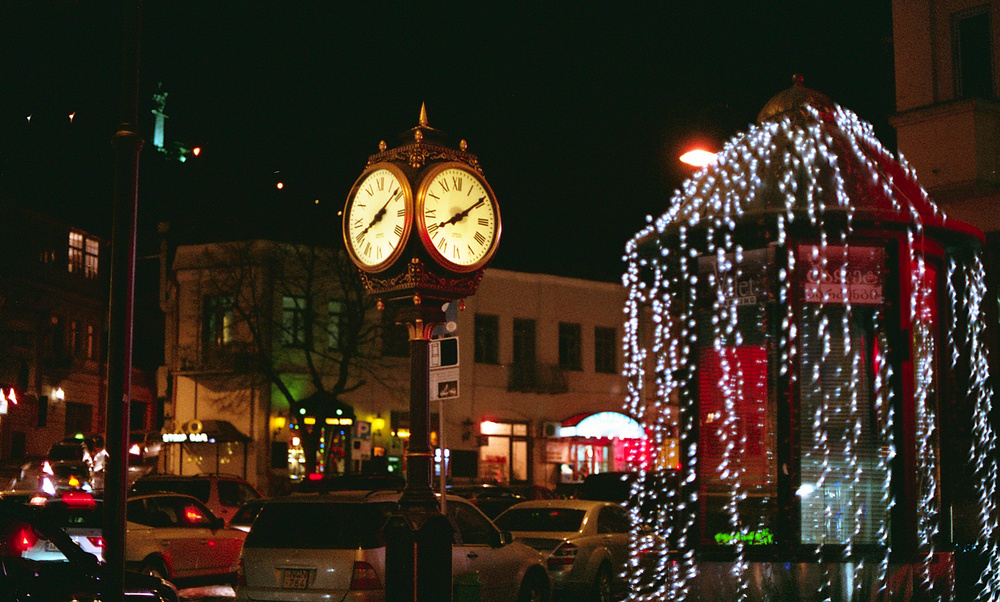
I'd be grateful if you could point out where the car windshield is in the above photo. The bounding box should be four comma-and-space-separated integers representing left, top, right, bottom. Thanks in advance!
130, 480, 211, 503
245, 501, 395, 550
495, 507, 587, 532
40, 501, 103, 528
48, 446, 83, 462
52, 464, 89, 479
230, 502, 262, 525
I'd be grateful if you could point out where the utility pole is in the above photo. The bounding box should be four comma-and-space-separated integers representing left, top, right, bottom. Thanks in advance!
105, 1, 143, 601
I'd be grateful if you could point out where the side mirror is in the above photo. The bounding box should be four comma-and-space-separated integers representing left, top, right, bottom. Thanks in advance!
210, 517, 225, 531
498, 530, 513, 546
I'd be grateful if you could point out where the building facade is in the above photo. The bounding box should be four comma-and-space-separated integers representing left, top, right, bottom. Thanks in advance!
161, 240, 637, 495
0, 203, 109, 461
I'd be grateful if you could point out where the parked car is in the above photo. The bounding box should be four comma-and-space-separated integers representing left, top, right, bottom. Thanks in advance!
46, 437, 95, 465
19, 491, 104, 562
292, 473, 406, 494
129, 430, 163, 465
126, 493, 247, 585
494, 499, 632, 602
7, 459, 94, 500
236, 490, 552, 601
128, 473, 263, 524
228, 498, 267, 533
448, 484, 559, 519
0, 497, 178, 601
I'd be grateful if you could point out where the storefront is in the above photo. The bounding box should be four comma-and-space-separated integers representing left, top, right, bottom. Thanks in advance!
544, 411, 653, 484
161, 419, 251, 478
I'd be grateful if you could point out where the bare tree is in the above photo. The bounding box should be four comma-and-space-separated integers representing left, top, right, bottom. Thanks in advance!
190, 240, 403, 475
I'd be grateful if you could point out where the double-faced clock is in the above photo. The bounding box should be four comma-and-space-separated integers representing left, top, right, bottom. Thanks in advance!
416, 162, 501, 273
343, 163, 413, 272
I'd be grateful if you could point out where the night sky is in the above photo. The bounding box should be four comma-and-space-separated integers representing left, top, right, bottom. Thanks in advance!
1, 1, 895, 283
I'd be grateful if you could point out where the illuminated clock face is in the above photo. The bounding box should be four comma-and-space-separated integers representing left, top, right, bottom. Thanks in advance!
343, 164, 412, 272
417, 165, 500, 272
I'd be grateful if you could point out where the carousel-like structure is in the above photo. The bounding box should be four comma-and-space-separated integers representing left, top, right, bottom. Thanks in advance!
623, 77, 999, 600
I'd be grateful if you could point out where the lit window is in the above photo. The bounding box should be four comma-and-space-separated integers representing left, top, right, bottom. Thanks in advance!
84, 238, 99, 278
68, 232, 83, 274
67, 231, 100, 279
204, 296, 235, 349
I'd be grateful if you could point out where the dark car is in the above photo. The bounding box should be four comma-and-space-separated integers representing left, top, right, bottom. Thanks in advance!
46, 438, 93, 464
292, 473, 406, 494
7, 459, 94, 500
0, 498, 177, 602
448, 484, 559, 519
128, 473, 262, 525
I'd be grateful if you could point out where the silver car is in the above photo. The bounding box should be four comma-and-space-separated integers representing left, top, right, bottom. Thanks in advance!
126, 493, 247, 584
236, 490, 551, 601
494, 499, 631, 602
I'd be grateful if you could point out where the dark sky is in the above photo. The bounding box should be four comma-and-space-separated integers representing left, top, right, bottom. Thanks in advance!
1, 1, 895, 283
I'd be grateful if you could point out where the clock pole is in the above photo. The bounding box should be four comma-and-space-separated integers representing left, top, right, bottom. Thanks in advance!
343, 105, 500, 602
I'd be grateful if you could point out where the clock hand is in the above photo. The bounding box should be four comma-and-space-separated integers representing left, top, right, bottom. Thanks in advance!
360, 189, 401, 236
436, 197, 485, 229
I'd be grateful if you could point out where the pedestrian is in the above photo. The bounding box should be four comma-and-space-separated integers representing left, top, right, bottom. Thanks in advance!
89, 435, 108, 491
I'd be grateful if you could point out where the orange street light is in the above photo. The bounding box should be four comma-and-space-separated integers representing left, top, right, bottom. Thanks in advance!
679, 148, 718, 168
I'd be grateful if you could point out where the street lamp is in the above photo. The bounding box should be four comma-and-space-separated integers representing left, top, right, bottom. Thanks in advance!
679, 147, 718, 168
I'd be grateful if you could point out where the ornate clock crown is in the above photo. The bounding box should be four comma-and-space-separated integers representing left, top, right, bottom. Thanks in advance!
366, 103, 482, 173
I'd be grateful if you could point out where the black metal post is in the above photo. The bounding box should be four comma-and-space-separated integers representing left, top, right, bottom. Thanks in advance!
384, 308, 452, 602
105, 1, 143, 601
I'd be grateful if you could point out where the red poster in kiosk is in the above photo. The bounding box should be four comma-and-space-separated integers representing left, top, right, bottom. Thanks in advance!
798, 245, 885, 305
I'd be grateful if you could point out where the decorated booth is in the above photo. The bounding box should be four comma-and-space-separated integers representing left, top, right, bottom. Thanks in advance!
623, 78, 999, 600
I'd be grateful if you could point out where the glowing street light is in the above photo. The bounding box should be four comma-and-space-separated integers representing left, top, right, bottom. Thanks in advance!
679, 147, 718, 168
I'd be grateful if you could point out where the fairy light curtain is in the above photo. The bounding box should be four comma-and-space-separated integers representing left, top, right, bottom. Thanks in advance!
622, 81, 998, 601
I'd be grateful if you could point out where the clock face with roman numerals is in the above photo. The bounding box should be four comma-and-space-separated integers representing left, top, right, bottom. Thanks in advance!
343, 163, 413, 272
416, 163, 501, 273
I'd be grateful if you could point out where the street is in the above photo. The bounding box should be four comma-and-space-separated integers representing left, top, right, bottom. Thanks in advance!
176, 585, 235, 602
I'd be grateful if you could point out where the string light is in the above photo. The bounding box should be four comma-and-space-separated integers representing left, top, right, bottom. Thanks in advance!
622, 95, 998, 600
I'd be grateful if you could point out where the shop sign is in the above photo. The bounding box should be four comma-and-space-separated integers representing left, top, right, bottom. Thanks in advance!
163, 420, 209, 443
799, 245, 884, 305
698, 248, 773, 306
545, 440, 570, 463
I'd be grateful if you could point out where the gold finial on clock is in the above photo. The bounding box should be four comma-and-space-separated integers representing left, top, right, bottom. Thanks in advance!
419, 102, 429, 128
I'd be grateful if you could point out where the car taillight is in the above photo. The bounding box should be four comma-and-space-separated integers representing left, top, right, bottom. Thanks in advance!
349, 561, 381, 590
14, 527, 38, 553
547, 542, 578, 570
237, 557, 246, 587
86, 536, 105, 548
62, 491, 96, 508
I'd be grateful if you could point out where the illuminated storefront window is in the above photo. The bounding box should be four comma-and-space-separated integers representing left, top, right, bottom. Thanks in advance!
797, 245, 890, 545
479, 420, 528, 484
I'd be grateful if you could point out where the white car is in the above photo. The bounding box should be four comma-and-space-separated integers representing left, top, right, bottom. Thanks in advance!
236, 490, 551, 601
494, 499, 632, 602
18, 492, 105, 562
126, 493, 246, 584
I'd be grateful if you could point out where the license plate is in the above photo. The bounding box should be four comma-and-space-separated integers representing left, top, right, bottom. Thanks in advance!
282, 568, 311, 589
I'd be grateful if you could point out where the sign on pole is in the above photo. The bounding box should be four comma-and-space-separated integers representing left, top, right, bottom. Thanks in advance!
429, 337, 459, 401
